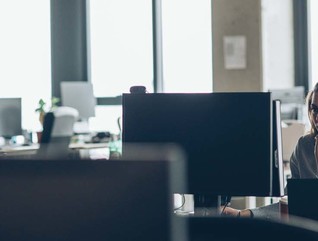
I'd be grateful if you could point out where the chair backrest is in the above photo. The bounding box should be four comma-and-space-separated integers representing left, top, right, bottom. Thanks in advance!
41, 106, 79, 143
38, 107, 78, 158
281, 122, 305, 161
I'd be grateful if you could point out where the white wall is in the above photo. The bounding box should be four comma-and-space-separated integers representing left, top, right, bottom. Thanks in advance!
212, 0, 294, 92
212, 0, 262, 92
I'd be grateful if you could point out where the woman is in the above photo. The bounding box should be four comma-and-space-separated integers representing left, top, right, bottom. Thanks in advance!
224, 83, 318, 218
290, 82, 318, 179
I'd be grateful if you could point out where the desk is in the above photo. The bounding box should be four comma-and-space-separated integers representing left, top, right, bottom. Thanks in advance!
0, 144, 39, 156
0, 142, 110, 159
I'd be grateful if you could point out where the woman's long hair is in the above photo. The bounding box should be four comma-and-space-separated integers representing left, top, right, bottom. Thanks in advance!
307, 82, 318, 135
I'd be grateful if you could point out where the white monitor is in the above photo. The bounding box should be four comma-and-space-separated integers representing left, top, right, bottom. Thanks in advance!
0, 98, 22, 138
60, 81, 96, 120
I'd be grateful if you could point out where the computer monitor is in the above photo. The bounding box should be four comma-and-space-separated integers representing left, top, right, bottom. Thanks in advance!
60, 81, 96, 120
122, 92, 284, 198
0, 98, 22, 139
269, 86, 305, 121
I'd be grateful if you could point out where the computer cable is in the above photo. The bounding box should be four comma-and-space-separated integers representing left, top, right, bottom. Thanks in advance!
221, 200, 230, 215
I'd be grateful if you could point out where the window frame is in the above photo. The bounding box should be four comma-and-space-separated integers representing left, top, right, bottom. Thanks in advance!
293, 0, 309, 93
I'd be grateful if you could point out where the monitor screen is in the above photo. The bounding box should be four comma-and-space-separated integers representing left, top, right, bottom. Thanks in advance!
60, 81, 96, 120
123, 92, 282, 197
0, 98, 22, 138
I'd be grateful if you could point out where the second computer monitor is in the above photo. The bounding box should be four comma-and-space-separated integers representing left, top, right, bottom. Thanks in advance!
0, 98, 22, 139
60, 81, 96, 120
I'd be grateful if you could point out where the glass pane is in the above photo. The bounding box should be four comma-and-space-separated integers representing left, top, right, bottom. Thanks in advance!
0, 0, 51, 132
308, 0, 318, 89
89, 105, 122, 135
261, 0, 294, 90
89, 0, 153, 97
162, 0, 212, 93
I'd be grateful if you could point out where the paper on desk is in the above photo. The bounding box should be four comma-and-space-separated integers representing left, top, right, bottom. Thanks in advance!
69, 142, 109, 149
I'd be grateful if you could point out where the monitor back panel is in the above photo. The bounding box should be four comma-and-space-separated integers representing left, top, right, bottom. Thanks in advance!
0, 158, 184, 241
123, 93, 273, 196
60, 81, 96, 119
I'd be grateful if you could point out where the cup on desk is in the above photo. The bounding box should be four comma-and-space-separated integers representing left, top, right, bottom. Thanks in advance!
36, 131, 42, 143
174, 194, 194, 215
279, 196, 288, 220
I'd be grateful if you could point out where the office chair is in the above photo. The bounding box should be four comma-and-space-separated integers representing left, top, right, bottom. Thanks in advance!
37, 106, 79, 158
281, 121, 305, 161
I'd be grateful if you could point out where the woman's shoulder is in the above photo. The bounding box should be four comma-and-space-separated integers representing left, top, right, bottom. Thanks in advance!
297, 133, 315, 145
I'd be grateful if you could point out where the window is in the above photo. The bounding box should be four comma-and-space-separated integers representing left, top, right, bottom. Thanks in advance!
308, 0, 318, 89
89, 0, 154, 97
161, 0, 213, 92
88, 0, 153, 134
88, 0, 212, 133
261, 0, 294, 90
0, 0, 51, 132
89, 0, 212, 95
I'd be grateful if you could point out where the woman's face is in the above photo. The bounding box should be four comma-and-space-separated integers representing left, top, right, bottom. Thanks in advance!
310, 92, 318, 131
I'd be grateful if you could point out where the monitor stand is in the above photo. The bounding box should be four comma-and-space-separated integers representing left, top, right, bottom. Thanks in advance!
193, 194, 221, 216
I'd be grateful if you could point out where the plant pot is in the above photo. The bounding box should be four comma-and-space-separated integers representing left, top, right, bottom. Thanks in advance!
39, 112, 45, 126
36, 131, 42, 143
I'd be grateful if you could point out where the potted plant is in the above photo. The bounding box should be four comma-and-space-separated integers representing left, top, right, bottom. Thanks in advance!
35, 97, 60, 126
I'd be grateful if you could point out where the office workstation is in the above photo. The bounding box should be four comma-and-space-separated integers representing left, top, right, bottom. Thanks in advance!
1, 0, 318, 240
0, 96, 112, 160
2, 90, 318, 240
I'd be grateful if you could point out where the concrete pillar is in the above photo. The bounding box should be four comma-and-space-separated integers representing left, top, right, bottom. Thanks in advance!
212, 0, 262, 92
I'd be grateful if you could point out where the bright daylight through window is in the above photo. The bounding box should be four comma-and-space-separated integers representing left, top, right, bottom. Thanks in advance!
308, 0, 318, 89
0, 0, 51, 132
